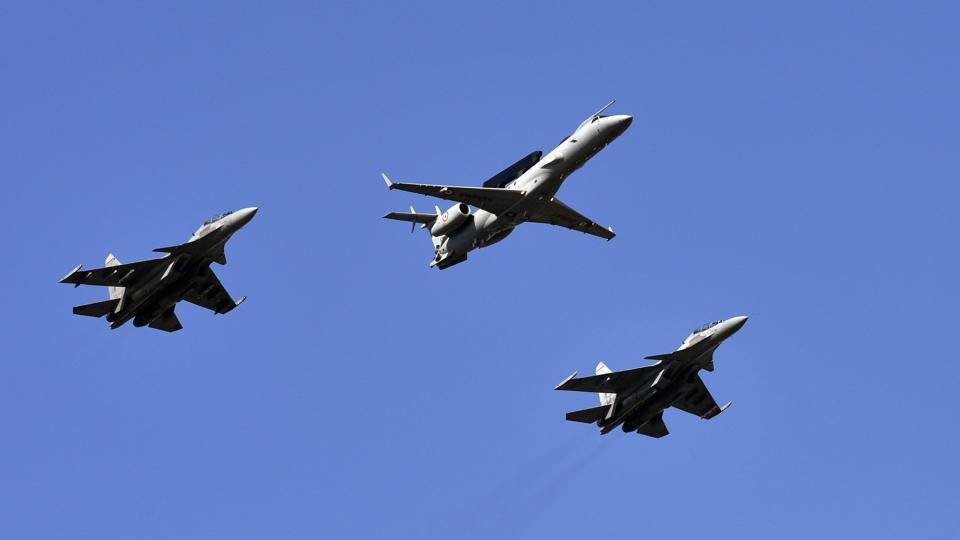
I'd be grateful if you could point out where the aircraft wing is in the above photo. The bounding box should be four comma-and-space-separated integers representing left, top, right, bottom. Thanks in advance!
182, 267, 246, 315
526, 197, 615, 240
60, 258, 166, 287
382, 174, 524, 215
671, 375, 731, 419
555, 365, 660, 394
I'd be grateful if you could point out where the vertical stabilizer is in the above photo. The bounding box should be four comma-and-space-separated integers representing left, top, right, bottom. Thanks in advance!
105, 254, 124, 300
596, 362, 615, 406
430, 206, 445, 252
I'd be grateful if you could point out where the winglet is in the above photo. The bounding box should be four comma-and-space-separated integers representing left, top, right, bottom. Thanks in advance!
60, 264, 82, 285
409, 206, 417, 233
607, 226, 614, 241
555, 371, 578, 390
382, 173, 395, 190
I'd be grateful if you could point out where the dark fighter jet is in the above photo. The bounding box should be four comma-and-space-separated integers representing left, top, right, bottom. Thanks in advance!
60, 207, 258, 332
555, 316, 748, 438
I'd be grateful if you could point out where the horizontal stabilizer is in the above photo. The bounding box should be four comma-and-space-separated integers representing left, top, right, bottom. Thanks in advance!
565, 405, 611, 424
383, 211, 437, 225
645, 352, 679, 361
72, 298, 120, 318
148, 307, 183, 332
636, 412, 669, 438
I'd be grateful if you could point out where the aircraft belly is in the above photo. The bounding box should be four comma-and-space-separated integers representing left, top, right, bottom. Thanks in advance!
604, 378, 686, 434
120, 263, 204, 326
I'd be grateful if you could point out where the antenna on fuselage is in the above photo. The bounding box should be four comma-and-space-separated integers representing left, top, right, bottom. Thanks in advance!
579, 100, 616, 129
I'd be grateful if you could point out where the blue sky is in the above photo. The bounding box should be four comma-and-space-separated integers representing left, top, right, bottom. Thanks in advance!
1, 1, 958, 538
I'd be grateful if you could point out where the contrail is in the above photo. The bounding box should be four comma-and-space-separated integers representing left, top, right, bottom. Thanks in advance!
432, 433, 614, 539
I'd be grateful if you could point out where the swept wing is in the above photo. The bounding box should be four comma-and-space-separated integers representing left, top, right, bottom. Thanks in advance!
526, 196, 615, 240
60, 258, 166, 288
671, 374, 731, 419
555, 364, 661, 394
382, 174, 524, 215
182, 267, 246, 314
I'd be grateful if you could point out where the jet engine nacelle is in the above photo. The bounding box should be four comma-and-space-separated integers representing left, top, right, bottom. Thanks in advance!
430, 203, 471, 237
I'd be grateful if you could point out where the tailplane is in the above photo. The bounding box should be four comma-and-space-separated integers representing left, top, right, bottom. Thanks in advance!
565, 404, 611, 424
596, 362, 615, 406
73, 298, 120, 318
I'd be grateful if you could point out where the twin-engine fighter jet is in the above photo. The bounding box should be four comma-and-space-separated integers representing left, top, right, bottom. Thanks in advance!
555, 316, 748, 438
60, 207, 258, 332
383, 101, 632, 269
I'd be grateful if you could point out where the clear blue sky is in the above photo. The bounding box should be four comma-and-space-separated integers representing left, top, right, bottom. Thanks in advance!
1, 1, 958, 538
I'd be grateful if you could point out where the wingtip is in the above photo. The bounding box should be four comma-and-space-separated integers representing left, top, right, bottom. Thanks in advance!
60, 264, 82, 284
555, 371, 578, 390
381, 173, 394, 189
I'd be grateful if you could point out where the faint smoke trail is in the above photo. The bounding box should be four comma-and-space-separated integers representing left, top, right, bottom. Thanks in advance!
434, 433, 614, 539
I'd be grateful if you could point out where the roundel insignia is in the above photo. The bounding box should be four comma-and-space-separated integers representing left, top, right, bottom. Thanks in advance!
442, 211, 449, 222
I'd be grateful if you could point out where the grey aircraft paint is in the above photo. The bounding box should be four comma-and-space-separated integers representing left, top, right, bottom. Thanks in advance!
555, 316, 748, 438
383, 101, 632, 269
60, 207, 258, 332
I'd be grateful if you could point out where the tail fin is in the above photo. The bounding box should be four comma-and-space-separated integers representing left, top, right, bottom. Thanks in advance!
428, 205, 446, 253
105, 254, 124, 300
596, 362, 615, 406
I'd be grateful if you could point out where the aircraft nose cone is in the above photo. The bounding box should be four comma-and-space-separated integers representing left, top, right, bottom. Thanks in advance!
235, 207, 259, 226
608, 114, 632, 130
603, 114, 632, 136
728, 315, 748, 333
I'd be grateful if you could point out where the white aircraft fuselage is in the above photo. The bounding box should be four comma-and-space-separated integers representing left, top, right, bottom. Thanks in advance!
438, 113, 632, 265
383, 103, 632, 269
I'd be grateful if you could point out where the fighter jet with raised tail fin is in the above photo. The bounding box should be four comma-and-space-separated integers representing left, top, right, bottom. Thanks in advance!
383, 101, 631, 269
59, 207, 258, 332
555, 316, 748, 438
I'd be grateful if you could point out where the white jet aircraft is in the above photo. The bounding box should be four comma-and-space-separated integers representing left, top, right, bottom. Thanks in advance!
383, 101, 632, 269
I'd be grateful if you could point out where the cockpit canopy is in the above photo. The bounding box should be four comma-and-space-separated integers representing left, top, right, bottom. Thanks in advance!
203, 211, 233, 225
692, 320, 723, 334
